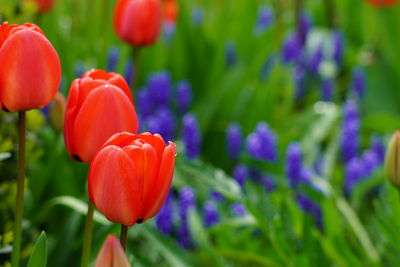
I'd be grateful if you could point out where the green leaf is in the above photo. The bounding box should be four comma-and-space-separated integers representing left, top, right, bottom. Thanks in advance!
27, 231, 47, 267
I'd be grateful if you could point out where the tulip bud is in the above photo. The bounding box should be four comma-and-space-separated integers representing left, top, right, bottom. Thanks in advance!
23, 0, 56, 13
64, 69, 138, 163
162, 0, 179, 24
114, 0, 162, 47
88, 132, 176, 226
49, 92, 66, 132
366, 0, 398, 7
0, 22, 61, 112
94, 235, 130, 267
385, 131, 400, 188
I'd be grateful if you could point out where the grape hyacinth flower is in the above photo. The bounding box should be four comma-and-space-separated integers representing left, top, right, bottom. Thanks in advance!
163, 21, 176, 42
260, 54, 276, 81
341, 100, 360, 162
74, 61, 85, 78
361, 150, 379, 177
225, 41, 237, 68
106, 47, 119, 72
351, 67, 366, 99
254, 5, 274, 36
293, 64, 306, 100
178, 187, 196, 248
155, 192, 174, 235
299, 12, 313, 44
371, 134, 385, 164
309, 44, 324, 75
192, 6, 204, 27
148, 107, 176, 142
148, 71, 172, 107
176, 80, 192, 114
246, 122, 278, 162
124, 60, 134, 86
210, 191, 225, 203
261, 174, 276, 192
137, 88, 153, 118
233, 164, 250, 187
332, 30, 344, 66
203, 201, 219, 228
226, 122, 242, 160
296, 193, 322, 229
282, 33, 302, 64
344, 157, 364, 195
320, 78, 334, 101
231, 202, 247, 217
182, 113, 201, 160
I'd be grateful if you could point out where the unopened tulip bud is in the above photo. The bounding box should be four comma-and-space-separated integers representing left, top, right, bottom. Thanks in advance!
49, 92, 66, 132
385, 131, 400, 188
94, 235, 130, 267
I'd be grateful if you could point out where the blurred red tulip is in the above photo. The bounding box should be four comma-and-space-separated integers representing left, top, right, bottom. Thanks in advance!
64, 69, 138, 163
88, 132, 176, 226
0, 22, 61, 112
163, 0, 179, 23
94, 235, 130, 267
22, 0, 56, 13
114, 0, 162, 46
367, 0, 398, 7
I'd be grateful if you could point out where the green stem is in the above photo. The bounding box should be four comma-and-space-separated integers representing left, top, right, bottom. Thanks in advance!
81, 200, 94, 267
131, 48, 141, 90
11, 111, 26, 267
120, 225, 128, 251
325, 0, 336, 28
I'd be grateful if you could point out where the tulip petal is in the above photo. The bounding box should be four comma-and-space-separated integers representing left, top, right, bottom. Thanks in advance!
144, 142, 176, 220
94, 235, 130, 267
0, 28, 61, 111
73, 84, 138, 162
89, 146, 142, 226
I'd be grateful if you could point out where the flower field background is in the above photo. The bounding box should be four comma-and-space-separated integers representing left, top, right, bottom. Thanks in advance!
2, 0, 400, 266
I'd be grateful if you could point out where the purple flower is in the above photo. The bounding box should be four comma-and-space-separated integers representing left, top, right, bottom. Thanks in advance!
106, 47, 119, 72
148, 71, 172, 107
293, 64, 306, 100
163, 21, 176, 42
230, 202, 247, 217
203, 201, 219, 227
341, 101, 360, 162
246, 122, 278, 162
147, 107, 176, 142
296, 193, 322, 229
344, 157, 364, 194
361, 150, 379, 177
332, 30, 344, 66
351, 67, 366, 99
282, 33, 302, 64
124, 60, 134, 86
182, 113, 201, 160
226, 122, 243, 160
192, 6, 204, 26
233, 164, 250, 187
74, 61, 85, 78
286, 142, 303, 187
371, 134, 385, 164
309, 44, 323, 75
137, 88, 153, 118
178, 187, 196, 248
210, 191, 225, 203
176, 80, 192, 114
260, 54, 276, 81
320, 78, 334, 101
155, 192, 174, 235
225, 41, 237, 68
261, 175, 276, 192
254, 5, 274, 35
299, 12, 313, 43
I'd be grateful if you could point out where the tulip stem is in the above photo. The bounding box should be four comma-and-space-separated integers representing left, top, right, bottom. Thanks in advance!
81, 200, 94, 267
131, 48, 141, 90
120, 225, 128, 251
11, 111, 26, 267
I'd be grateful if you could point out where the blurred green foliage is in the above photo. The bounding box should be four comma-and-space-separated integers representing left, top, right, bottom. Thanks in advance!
1, 0, 400, 266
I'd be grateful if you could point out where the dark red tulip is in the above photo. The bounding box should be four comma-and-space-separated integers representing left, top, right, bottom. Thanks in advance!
367, 0, 398, 6
0, 22, 61, 112
22, 0, 56, 13
64, 69, 138, 163
88, 132, 176, 226
114, 0, 162, 46
94, 235, 130, 267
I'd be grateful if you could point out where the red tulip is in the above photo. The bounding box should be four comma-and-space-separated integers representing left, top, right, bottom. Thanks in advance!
23, 0, 56, 13
0, 22, 61, 112
366, 0, 398, 6
88, 132, 176, 226
163, 0, 179, 23
114, 0, 162, 46
64, 69, 138, 163
94, 235, 130, 267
